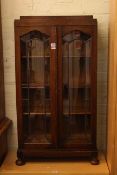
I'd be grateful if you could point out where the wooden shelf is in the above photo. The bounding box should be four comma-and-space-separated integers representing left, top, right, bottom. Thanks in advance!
23, 112, 90, 116
25, 133, 51, 144
23, 105, 51, 115
63, 112, 91, 115
63, 56, 91, 59
64, 85, 90, 88
22, 56, 50, 58
23, 100, 51, 115
63, 101, 91, 115
23, 112, 51, 115
64, 79, 90, 89
22, 83, 90, 89
22, 83, 49, 89
64, 133, 91, 144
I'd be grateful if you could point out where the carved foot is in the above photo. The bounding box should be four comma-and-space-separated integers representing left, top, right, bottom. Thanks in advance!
16, 158, 25, 166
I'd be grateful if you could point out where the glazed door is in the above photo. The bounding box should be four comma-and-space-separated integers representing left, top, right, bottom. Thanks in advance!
58, 26, 96, 148
16, 27, 57, 148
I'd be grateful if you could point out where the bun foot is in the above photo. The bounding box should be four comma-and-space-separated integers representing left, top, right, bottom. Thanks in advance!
91, 157, 99, 165
16, 158, 25, 166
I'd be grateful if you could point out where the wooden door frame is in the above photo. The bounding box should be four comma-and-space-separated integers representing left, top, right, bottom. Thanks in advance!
57, 25, 97, 149
14, 25, 58, 149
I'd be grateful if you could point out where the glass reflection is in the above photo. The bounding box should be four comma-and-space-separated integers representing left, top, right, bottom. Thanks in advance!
20, 30, 51, 144
62, 30, 92, 144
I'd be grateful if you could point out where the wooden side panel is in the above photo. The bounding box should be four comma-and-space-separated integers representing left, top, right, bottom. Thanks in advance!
107, 0, 117, 174
0, 131, 7, 165
0, 0, 12, 166
0, 118, 12, 165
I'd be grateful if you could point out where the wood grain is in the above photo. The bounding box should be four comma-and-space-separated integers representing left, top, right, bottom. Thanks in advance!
15, 16, 98, 164
107, 0, 117, 174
